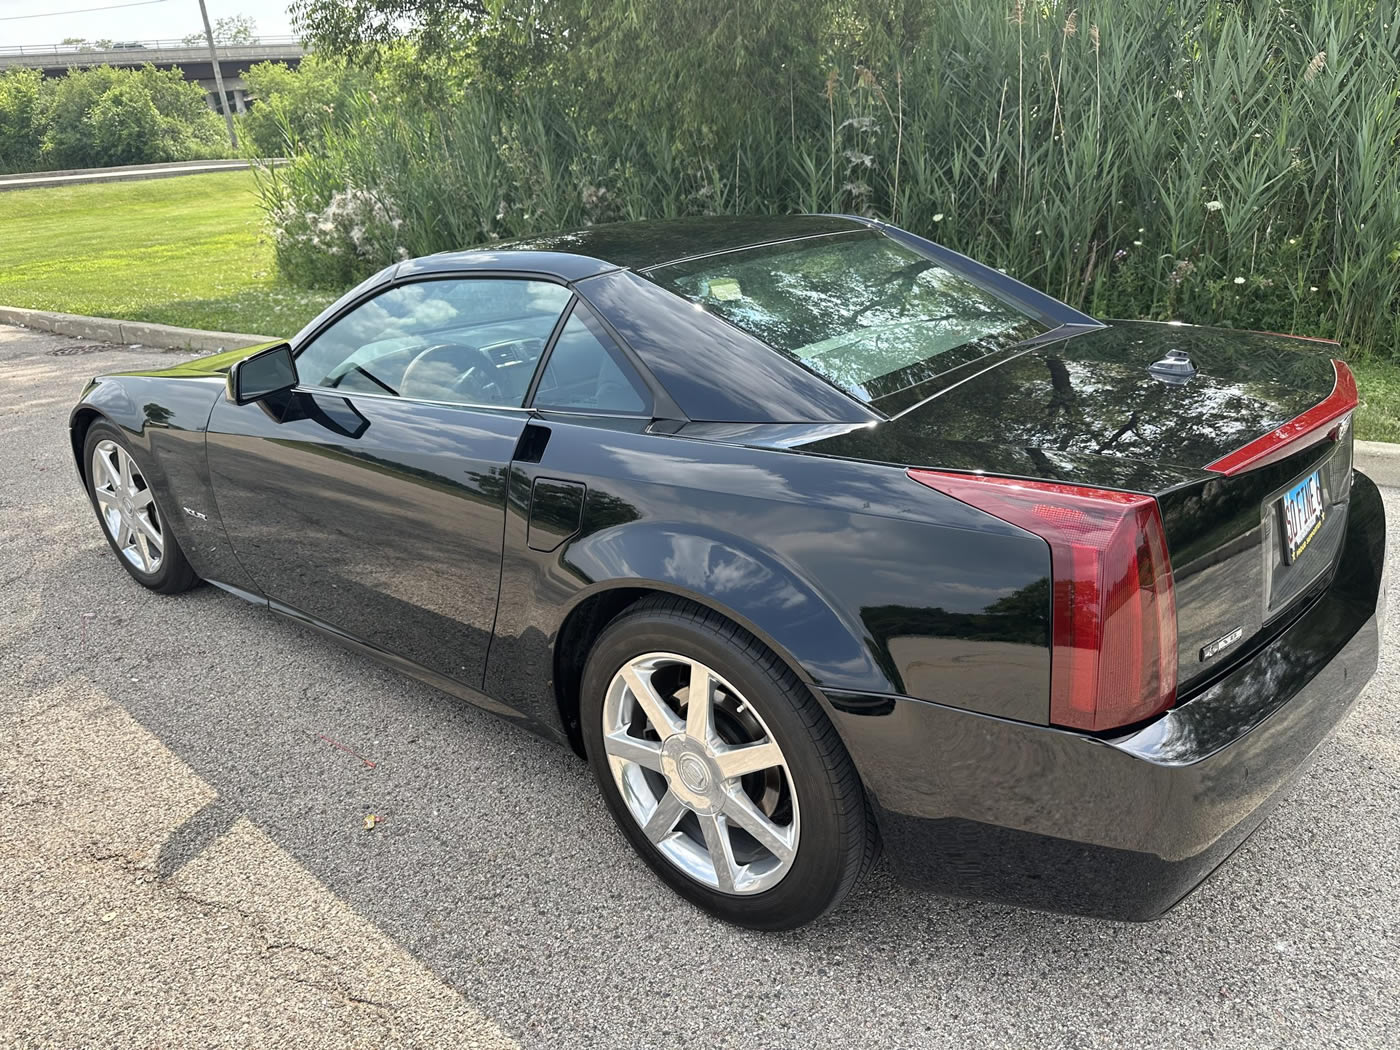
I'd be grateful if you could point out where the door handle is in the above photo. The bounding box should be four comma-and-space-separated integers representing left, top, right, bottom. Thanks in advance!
514, 422, 551, 464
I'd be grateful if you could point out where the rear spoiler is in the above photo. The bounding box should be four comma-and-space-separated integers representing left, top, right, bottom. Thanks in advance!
1206, 359, 1357, 477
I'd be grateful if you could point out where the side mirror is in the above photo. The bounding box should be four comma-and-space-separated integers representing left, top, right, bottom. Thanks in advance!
227, 342, 297, 405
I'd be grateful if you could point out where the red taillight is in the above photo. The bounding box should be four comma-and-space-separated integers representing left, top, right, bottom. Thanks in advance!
908, 470, 1178, 731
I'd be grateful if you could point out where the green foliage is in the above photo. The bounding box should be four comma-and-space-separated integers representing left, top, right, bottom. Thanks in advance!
263, 0, 1400, 360
2, 65, 230, 172
84, 80, 164, 167
0, 69, 43, 174
237, 49, 459, 159
239, 55, 369, 156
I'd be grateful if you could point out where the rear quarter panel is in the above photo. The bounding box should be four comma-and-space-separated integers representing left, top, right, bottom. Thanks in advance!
485, 419, 1054, 739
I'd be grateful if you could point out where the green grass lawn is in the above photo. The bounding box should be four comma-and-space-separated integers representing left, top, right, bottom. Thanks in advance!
1350, 359, 1400, 444
1, 170, 1396, 441
0, 170, 335, 337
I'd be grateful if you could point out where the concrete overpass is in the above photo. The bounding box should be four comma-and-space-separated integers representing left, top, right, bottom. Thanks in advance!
0, 37, 305, 115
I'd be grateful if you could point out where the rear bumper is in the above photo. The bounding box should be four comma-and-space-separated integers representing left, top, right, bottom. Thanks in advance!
829, 471, 1387, 920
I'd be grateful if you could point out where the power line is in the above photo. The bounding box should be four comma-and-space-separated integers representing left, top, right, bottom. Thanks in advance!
0, 0, 168, 21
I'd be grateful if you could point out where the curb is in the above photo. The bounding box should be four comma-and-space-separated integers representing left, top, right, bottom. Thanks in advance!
1356, 441, 1400, 490
0, 159, 284, 192
0, 306, 272, 353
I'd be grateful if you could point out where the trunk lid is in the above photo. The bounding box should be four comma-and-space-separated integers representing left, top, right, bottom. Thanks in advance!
864, 319, 1341, 471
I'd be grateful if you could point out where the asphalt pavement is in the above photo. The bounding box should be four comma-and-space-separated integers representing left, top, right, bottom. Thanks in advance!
3, 323, 1399, 1048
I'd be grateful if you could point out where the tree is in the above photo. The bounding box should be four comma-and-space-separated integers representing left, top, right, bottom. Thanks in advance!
288, 0, 489, 59
59, 37, 116, 50
183, 14, 259, 46
285, 0, 922, 150
0, 68, 43, 174
239, 55, 372, 156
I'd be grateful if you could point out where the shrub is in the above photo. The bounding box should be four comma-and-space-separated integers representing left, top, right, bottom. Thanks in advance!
0, 65, 229, 172
265, 181, 408, 287
0, 69, 43, 174
83, 81, 164, 167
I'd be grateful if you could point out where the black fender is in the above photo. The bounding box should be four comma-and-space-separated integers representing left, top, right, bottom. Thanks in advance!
562, 519, 885, 690
484, 414, 1054, 752
68, 371, 260, 594
484, 510, 892, 748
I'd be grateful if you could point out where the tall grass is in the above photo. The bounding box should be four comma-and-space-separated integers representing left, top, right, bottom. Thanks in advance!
255, 0, 1400, 358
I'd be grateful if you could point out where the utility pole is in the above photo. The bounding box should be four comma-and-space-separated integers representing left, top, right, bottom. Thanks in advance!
197, 0, 238, 150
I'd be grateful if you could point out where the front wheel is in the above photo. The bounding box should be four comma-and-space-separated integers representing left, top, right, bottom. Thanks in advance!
581, 596, 876, 930
83, 422, 199, 594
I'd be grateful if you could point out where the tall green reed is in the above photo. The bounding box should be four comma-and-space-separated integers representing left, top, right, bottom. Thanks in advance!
256, 0, 1400, 358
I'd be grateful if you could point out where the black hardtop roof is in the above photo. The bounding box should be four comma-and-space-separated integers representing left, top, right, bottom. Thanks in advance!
410, 214, 870, 281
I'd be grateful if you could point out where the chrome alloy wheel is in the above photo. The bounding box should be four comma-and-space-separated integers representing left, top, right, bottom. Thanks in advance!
602, 652, 800, 894
91, 439, 164, 574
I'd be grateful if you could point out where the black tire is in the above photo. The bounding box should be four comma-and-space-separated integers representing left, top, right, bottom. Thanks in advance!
581, 595, 876, 930
82, 421, 200, 595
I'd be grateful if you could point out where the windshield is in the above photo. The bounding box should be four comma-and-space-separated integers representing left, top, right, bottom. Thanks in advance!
647, 230, 1048, 403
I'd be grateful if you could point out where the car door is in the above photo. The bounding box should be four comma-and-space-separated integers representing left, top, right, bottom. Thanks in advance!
205, 274, 573, 689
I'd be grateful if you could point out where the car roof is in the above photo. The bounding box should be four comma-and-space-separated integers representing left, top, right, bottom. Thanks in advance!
297, 215, 1086, 425
406, 214, 870, 280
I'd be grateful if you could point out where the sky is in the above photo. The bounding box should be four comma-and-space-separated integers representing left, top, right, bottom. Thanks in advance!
0, 0, 294, 47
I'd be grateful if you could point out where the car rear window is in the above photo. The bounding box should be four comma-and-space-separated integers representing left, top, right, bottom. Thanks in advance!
647, 230, 1047, 403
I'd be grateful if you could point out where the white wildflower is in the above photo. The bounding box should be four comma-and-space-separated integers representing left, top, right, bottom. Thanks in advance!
932, 213, 945, 222
1205, 200, 1224, 212
1233, 276, 1246, 284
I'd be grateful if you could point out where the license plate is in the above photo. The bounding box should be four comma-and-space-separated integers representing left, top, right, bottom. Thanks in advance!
1281, 469, 1326, 563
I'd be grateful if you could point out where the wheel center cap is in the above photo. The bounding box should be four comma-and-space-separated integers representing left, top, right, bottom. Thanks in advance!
660, 736, 721, 813
676, 753, 710, 793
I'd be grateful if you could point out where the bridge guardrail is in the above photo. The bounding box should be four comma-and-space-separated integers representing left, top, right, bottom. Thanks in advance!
0, 35, 301, 57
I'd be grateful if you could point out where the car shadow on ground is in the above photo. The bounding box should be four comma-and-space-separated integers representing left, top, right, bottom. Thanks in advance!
36, 538, 1400, 1049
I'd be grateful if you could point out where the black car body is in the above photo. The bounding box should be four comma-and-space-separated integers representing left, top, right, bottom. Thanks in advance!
69, 215, 1386, 926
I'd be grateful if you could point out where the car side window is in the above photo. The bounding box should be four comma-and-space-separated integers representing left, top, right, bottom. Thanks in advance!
532, 305, 650, 414
293, 278, 572, 408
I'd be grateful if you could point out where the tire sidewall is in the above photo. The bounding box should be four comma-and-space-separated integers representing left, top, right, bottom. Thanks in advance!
83, 422, 179, 590
581, 610, 854, 930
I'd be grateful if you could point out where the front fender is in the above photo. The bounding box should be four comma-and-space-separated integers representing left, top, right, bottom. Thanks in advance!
69, 374, 185, 499
68, 372, 259, 593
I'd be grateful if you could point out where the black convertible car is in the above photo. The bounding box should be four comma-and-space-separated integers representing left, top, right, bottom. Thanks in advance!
70, 215, 1384, 930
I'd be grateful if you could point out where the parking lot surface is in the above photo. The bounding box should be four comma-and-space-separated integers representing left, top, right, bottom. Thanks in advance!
3, 323, 1398, 1048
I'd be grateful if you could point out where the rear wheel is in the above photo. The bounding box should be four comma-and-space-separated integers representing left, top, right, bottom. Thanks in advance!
83, 422, 199, 594
581, 596, 875, 930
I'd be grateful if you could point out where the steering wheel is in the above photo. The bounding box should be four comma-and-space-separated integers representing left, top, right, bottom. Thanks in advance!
399, 343, 504, 404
